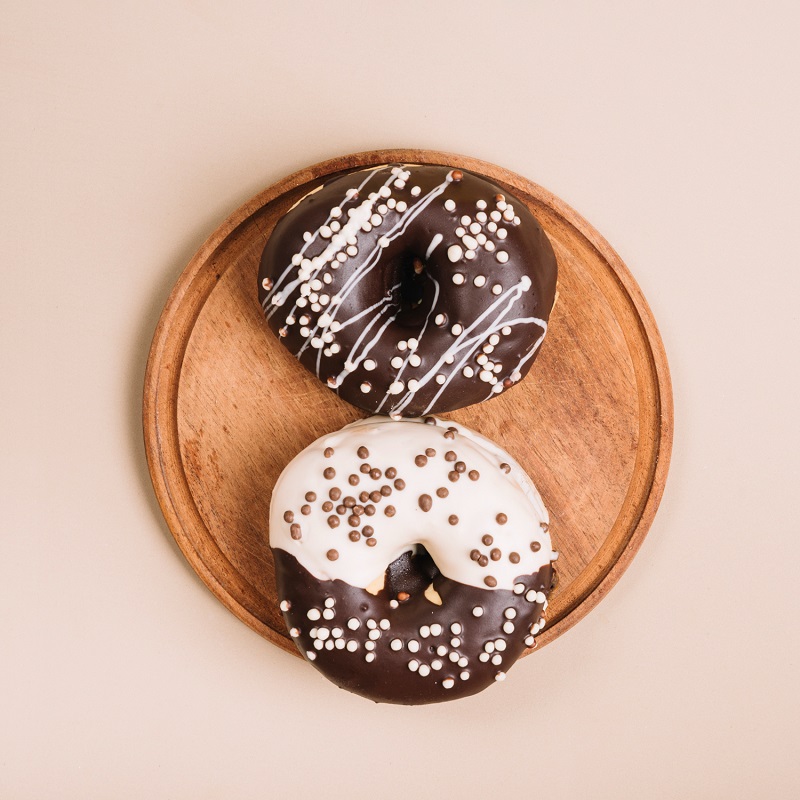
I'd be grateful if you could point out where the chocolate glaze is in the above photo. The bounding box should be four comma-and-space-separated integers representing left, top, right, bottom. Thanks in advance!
274, 548, 554, 704
259, 164, 557, 417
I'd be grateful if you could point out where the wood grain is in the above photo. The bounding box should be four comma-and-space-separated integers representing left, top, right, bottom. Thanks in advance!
142, 149, 673, 658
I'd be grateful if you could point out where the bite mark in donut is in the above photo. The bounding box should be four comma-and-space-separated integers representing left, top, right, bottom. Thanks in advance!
259, 164, 558, 417
270, 416, 558, 704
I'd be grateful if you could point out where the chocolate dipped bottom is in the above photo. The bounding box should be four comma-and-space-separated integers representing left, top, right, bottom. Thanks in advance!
259, 164, 557, 417
270, 416, 558, 704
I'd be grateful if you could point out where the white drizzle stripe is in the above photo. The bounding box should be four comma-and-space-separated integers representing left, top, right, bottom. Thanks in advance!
425, 233, 443, 260
263, 167, 383, 309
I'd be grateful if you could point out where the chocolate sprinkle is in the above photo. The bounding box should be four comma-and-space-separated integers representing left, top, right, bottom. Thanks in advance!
366, 537, 377, 547
380, 485, 392, 496
328, 516, 340, 529
365, 505, 376, 516
425, 448, 436, 457
322, 501, 333, 512
348, 531, 361, 542
414, 455, 428, 467
496, 513, 508, 525
468, 470, 480, 481
363, 526, 374, 536
336, 504, 347, 514
478, 555, 489, 567
370, 468, 382, 480
455, 461, 466, 473
509, 552, 520, 564
324, 447, 334, 458
370, 490, 381, 503
326, 549, 339, 561
484, 575, 497, 588
329, 487, 341, 501
419, 494, 433, 512
445, 451, 457, 462
301, 504, 311, 515
323, 467, 336, 479
283, 510, 294, 523
436, 487, 449, 498
290, 524, 302, 540
448, 471, 460, 482
394, 479, 405, 490
470, 549, 481, 561
357, 446, 369, 459
348, 474, 359, 485
343, 497, 356, 508
500, 463, 511, 474
482, 534, 494, 546
385, 467, 397, 479
531, 541, 541, 552
348, 515, 360, 527
305, 491, 316, 502
490, 548, 501, 561
360, 463, 371, 474
359, 491, 369, 502
385, 505, 396, 517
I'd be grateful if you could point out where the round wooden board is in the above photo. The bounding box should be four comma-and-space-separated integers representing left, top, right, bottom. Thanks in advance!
143, 149, 673, 659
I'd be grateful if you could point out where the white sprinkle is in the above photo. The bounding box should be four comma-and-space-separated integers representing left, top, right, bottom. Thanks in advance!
431, 660, 443, 671
390, 639, 403, 651
450, 622, 462, 635
291, 254, 302, 265
492, 284, 502, 295
451, 323, 463, 335
472, 606, 484, 617
473, 275, 486, 287
366, 619, 377, 629
445, 200, 456, 213
496, 251, 509, 264
434, 313, 446, 326
492, 654, 503, 665
389, 600, 399, 609
411, 186, 421, 196
324, 597, 335, 608
447, 245, 463, 263
497, 228, 508, 239
378, 204, 388, 215
462, 366, 474, 378
418, 664, 431, 677
496, 200, 507, 211
503, 621, 515, 634
379, 619, 390, 630
322, 608, 334, 620
452, 273, 465, 285
435, 374, 446, 385
379, 186, 391, 198
490, 211, 501, 222
299, 326, 310, 337
407, 640, 420, 653
396, 201, 408, 213
478, 652, 490, 662
346, 245, 358, 256
476, 211, 488, 222
408, 659, 419, 672
479, 369, 493, 382
455, 227, 465, 237
503, 208, 514, 221
458, 657, 468, 668
460, 215, 471, 226
365, 652, 375, 663
485, 240, 496, 252
449, 652, 459, 662
502, 325, 512, 335
378, 236, 390, 248
360, 382, 371, 394
391, 356, 403, 368
388, 381, 404, 395
465, 250, 476, 261
431, 623, 442, 636
370, 214, 382, 227
469, 222, 481, 235
476, 354, 488, 365
442, 678, 455, 689
420, 625, 431, 638
317, 628, 330, 641
346, 640, 359, 652
330, 321, 342, 332
537, 591, 547, 603
445, 355, 455, 364
332, 627, 343, 639
347, 618, 360, 630
407, 379, 420, 391
462, 234, 478, 251
409, 353, 422, 367
289, 627, 300, 637
364, 359, 376, 371
504, 608, 517, 619
365, 640, 376, 651
495, 671, 506, 682
307, 650, 317, 660
436, 645, 448, 657
525, 589, 537, 602
484, 641, 495, 653
476, 199, 487, 210
495, 639, 507, 652
476, 233, 487, 245
450, 637, 461, 648
460, 671, 470, 680
307, 608, 321, 621
397, 340, 408, 351
407, 338, 418, 351
320, 225, 332, 239
279, 600, 291, 612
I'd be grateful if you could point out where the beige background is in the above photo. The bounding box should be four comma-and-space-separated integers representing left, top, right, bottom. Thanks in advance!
2, 1, 799, 797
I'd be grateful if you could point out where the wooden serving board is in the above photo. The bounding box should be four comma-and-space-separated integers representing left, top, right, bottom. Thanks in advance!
143, 149, 673, 658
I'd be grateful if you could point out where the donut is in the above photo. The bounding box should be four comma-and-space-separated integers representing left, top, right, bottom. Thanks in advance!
270, 415, 557, 704
259, 163, 557, 417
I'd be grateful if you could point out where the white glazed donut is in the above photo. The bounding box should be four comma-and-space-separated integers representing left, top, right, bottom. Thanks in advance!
270, 415, 557, 704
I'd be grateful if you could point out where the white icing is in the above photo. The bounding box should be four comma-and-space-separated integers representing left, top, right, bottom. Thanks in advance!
270, 416, 552, 591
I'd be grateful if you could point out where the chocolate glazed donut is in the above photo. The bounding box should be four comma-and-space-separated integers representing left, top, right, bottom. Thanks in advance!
270, 416, 558, 704
259, 164, 557, 417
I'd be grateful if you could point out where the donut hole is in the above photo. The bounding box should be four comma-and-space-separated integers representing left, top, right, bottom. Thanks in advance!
385, 252, 435, 327
384, 544, 441, 600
